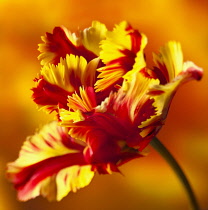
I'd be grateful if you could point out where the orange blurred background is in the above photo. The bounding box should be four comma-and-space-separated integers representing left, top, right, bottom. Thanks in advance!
0, 0, 208, 209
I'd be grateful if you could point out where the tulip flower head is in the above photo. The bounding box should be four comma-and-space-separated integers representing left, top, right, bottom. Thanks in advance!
7, 21, 203, 201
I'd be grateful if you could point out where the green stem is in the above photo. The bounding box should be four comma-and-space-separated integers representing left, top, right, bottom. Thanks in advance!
150, 137, 200, 210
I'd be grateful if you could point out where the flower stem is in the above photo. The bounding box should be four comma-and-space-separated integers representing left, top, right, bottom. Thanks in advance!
150, 137, 200, 210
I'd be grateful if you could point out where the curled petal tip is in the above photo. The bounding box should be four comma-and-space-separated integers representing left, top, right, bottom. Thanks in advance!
183, 61, 203, 81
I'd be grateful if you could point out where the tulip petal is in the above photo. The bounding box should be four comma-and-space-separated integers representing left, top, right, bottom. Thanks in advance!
153, 41, 183, 83
81, 21, 108, 56
32, 55, 99, 112
32, 78, 70, 112
56, 165, 94, 201
138, 41, 203, 130
141, 61, 203, 129
38, 26, 96, 66
95, 21, 147, 91
114, 71, 159, 124
7, 122, 94, 201
68, 86, 97, 112
41, 54, 99, 93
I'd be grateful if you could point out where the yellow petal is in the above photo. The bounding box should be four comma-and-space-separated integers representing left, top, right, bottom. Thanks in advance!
56, 165, 94, 201
40, 175, 57, 201
81, 21, 108, 56
60, 109, 84, 125
153, 41, 183, 82
99, 21, 132, 63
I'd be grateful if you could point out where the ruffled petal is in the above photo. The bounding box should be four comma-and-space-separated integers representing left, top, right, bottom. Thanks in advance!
60, 112, 143, 172
95, 64, 125, 92
100, 21, 144, 63
153, 41, 184, 84
95, 21, 147, 91
6, 122, 94, 201
136, 41, 203, 137
38, 26, 96, 66
113, 71, 159, 125
68, 86, 97, 112
41, 54, 99, 93
141, 60, 203, 129
59, 86, 97, 127
32, 55, 99, 112
32, 78, 70, 113
95, 71, 159, 149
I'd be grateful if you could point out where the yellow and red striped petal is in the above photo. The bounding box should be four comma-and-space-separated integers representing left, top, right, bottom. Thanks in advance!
41, 54, 99, 93
95, 64, 125, 92
59, 93, 96, 141
153, 41, 184, 84
58, 87, 97, 128
135, 41, 203, 136
112, 71, 159, 124
95, 21, 147, 92
32, 55, 99, 112
32, 78, 70, 113
144, 60, 203, 128
38, 26, 96, 66
7, 122, 94, 201
100, 21, 133, 63
68, 86, 97, 112
60, 111, 144, 172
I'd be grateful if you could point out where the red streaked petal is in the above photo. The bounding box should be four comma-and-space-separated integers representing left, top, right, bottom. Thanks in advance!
95, 71, 160, 148
95, 64, 125, 92
115, 71, 159, 124
40, 55, 86, 93
60, 111, 143, 165
40, 55, 99, 93
99, 21, 142, 63
95, 21, 147, 92
6, 122, 94, 201
32, 78, 70, 113
143, 61, 203, 129
68, 86, 97, 112
32, 55, 99, 113
7, 153, 91, 201
38, 26, 96, 66
153, 41, 183, 84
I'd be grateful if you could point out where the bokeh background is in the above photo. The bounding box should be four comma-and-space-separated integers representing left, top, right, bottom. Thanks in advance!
0, 0, 207, 209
